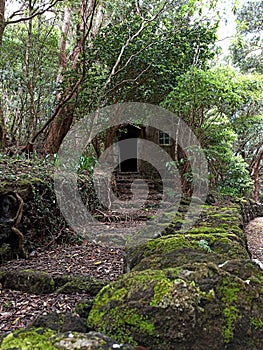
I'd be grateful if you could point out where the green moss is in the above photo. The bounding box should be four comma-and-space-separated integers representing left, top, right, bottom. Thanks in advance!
87, 270, 182, 344
222, 305, 239, 343
50, 278, 55, 288
144, 235, 194, 254
88, 268, 207, 345
150, 278, 174, 307
250, 317, 263, 329
141, 232, 248, 260
187, 226, 227, 234
87, 283, 154, 345
1, 328, 56, 350
216, 278, 240, 343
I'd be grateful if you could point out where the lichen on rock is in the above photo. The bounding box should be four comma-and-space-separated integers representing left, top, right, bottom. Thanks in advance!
0, 328, 135, 349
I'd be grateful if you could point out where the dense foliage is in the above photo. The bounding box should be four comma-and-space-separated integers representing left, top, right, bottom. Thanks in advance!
231, 0, 263, 73
0, 0, 262, 199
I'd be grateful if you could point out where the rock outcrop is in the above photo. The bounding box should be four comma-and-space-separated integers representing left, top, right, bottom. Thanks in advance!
87, 203, 263, 349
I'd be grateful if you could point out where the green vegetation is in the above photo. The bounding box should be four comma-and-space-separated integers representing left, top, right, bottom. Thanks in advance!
1, 328, 57, 350
0, 1, 262, 349
250, 317, 263, 329
162, 67, 263, 198
216, 279, 240, 343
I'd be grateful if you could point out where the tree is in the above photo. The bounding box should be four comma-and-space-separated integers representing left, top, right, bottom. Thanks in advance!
42, 0, 101, 153
42, 0, 219, 153
0, 0, 6, 147
0, 0, 220, 154
0, 0, 62, 149
231, 0, 263, 73
162, 67, 263, 198
0, 12, 59, 147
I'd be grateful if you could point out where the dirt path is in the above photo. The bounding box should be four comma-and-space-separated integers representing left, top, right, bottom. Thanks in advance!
245, 217, 263, 263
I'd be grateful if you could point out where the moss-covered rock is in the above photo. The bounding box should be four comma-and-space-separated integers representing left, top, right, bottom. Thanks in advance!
54, 275, 106, 295
30, 312, 88, 333
0, 269, 106, 295
124, 204, 251, 272
87, 262, 263, 350
0, 328, 56, 350
124, 232, 250, 272
0, 328, 135, 349
1, 269, 56, 294
194, 204, 246, 241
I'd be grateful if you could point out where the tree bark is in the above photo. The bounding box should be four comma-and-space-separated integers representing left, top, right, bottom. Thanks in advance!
0, 0, 6, 149
0, 0, 5, 47
43, 5, 74, 154
43, 0, 99, 154
251, 148, 263, 202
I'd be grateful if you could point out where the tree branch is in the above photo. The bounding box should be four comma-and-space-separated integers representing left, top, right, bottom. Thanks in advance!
6, 0, 63, 25
103, 2, 167, 90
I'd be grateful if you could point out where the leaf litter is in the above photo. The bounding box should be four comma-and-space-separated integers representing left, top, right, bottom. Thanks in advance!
0, 241, 124, 336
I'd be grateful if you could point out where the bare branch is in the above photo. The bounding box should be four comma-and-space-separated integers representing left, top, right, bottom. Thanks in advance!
103, 2, 167, 89
114, 41, 155, 77
6, 0, 63, 25
103, 64, 151, 99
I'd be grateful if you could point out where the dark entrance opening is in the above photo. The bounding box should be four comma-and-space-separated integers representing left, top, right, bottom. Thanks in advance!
118, 124, 140, 172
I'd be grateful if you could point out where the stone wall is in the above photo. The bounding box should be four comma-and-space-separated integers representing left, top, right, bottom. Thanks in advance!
87, 203, 263, 349
240, 199, 263, 224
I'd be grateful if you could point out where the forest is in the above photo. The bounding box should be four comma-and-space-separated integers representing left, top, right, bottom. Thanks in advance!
0, 0, 262, 199
0, 0, 263, 349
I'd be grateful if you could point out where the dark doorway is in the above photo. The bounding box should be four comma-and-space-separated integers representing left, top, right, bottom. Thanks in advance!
118, 125, 140, 172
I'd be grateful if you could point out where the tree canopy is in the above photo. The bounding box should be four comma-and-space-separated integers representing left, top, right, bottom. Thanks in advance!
0, 0, 262, 200
231, 0, 263, 73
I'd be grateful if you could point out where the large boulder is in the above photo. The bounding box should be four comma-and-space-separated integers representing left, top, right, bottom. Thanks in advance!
87, 261, 263, 350
87, 204, 263, 349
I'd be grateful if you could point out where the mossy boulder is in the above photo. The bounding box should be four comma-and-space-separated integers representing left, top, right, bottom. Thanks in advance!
0, 269, 56, 294
124, 232, 250, 272
87, 262, 263, 349
0, 269, 106, 295
30, 312, 88, 333
0, 328, 135, 349
0, 157, 99, 262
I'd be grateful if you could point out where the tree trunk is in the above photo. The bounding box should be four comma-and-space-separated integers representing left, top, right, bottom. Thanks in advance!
43, 5, 74, 154
251, 148, 263, 202
0, 99, 6, 149
43, 104, 75, 154
0, 0, 5, 46
43, 0, 99, 154
0, 0, 6, 149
